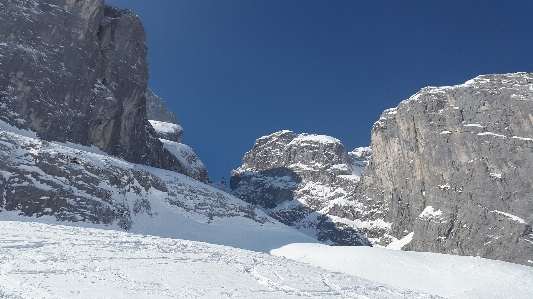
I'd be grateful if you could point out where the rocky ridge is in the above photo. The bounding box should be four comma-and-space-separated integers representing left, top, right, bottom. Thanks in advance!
231, 73, 533, 266
231, 130, 372, 246
0, 120, 272, 240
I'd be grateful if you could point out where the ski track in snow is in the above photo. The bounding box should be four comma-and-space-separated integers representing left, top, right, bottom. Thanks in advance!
0, 221, 439, 299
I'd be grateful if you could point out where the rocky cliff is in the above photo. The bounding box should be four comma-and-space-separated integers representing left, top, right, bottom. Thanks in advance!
232, 73, 533, 266
146, 88, 180, 125
353, 73, 533, 266
231, 130, 371, 246
0, 0, 189, 175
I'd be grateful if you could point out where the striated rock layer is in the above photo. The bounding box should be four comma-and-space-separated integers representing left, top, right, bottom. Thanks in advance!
355, 73, 533, 266
0, 0, 188, 175
231, 130, 371, 246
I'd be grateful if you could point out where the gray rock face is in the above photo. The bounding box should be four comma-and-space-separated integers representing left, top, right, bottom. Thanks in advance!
354, 73, 533, 266
159, 138, 208, 182
0, 0, 184, 174
231, 130, 371, 246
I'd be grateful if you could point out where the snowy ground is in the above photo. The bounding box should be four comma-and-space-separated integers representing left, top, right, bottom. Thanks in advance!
0, 221, 438, 299
1, 221, 532, 299
272, 243, 533, 299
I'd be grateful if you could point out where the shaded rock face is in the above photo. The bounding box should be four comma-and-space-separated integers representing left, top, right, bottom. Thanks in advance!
0, 0, 184, 174
231, 130, 371, 246
355, 73, 533, 266
160, 139, 208, 182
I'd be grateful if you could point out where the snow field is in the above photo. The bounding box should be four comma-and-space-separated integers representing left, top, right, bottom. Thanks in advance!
0, 221, 439, 299
272, 243, 533, 299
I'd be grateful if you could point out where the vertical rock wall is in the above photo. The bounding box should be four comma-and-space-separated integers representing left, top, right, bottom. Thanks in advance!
0, 0, 184, 173
355, 73, 533, 266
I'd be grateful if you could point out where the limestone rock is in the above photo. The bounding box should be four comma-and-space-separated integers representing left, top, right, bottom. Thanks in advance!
231, 130, 371, 246
354, 73, 533, 266
146, 88, 180, 125
0, 0, 184, 174
146, 89, 183, 143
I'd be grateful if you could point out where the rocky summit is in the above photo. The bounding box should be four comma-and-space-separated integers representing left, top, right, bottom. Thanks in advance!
353, 73, 533, 266
231, 73, 533, 266
231, 130, 372, 246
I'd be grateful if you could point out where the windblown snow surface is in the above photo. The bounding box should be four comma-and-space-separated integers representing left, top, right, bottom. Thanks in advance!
1, 124, 532, 298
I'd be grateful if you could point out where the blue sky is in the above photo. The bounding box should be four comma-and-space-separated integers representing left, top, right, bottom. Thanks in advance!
107, 0, 533, 182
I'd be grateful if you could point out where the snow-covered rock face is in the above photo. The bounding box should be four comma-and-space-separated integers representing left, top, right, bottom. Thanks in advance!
231, 130, 371, 246
355, 73, 533, 266
148, 120, 184, 143
0, 0, 187, 176
161, 139, 207, 182
0, 121, 318, 253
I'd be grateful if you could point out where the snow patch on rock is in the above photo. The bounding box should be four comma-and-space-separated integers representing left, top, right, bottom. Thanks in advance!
492, 210, 526, 224
419, 206, 443, 220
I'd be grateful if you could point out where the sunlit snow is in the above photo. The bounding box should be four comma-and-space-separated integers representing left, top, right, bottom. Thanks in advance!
0, 221, 439, 299
272, 243, 533, 299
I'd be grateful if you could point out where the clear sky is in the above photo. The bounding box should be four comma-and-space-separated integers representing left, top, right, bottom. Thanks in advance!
107, 0, 533, 182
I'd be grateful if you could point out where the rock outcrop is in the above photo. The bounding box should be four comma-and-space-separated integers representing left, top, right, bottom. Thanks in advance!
231, 130, 371, 246
0, 0, 185, 174
146, 89, 183, 143
232, 73, 533, 266
145, 89, 207, 182
354, 73, 533, 266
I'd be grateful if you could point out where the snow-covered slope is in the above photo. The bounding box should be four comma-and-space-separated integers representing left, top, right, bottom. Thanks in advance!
272, 243, 533, 299
3, 221, 532, 299
0, 121, 315, 253
0, 221, 441, 299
